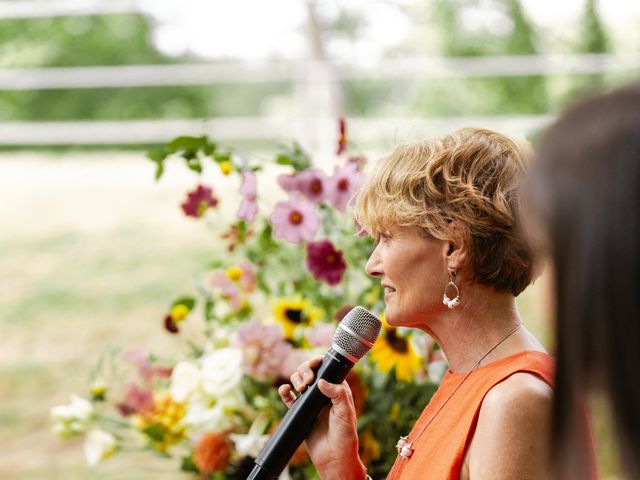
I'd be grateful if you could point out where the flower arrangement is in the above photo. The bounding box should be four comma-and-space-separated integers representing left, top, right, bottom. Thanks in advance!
51, 123, 445, 479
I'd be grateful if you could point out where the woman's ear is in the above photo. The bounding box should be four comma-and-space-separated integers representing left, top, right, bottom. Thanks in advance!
442, 221, 467, 271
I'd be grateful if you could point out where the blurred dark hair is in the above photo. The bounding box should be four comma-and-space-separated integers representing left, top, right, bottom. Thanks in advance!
525, 82, 640, 477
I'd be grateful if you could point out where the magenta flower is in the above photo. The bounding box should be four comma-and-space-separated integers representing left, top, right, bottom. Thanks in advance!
326, 161, 363, 212
269, 196, 320, 244
181, 184, 219, 218
306, 240, 347, 286
236, 171, 258, 223
277, 169, 327, 204
233, 321, 292, 381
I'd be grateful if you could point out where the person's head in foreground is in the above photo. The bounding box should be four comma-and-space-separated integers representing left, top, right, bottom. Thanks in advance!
525, 82, 640, 479
281, 127, 586, 480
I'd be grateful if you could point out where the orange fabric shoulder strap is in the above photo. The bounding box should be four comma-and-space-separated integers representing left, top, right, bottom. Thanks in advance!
386, 351, 558, 480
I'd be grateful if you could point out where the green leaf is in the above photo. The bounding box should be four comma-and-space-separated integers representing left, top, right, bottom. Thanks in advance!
172, 296, 196, 310
275, 142, 311, 171
166, 135, 207, 153
141, 424, 165, 442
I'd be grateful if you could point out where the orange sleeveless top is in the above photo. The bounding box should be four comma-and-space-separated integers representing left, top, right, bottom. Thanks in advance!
385, 350, 594, 479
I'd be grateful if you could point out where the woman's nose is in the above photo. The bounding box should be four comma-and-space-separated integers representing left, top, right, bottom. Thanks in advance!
365, 245, 383, 277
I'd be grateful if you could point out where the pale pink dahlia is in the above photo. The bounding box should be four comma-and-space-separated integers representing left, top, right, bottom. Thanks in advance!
326, 162, 363, 212
306, 240, 346, 286
306, 323, 336, 349
233, 321, 292, 381
277, 169, 327, 204
269, 196, 320, 244
236, 171, 258, 223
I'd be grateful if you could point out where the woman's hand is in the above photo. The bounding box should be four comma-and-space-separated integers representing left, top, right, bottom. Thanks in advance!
278, 355, 367, 480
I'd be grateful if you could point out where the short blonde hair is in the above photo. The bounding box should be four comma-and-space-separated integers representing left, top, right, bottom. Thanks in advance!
354, 127, 533, 296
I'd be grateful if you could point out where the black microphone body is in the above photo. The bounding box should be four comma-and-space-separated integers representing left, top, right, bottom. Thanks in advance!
247, 347, 354, 480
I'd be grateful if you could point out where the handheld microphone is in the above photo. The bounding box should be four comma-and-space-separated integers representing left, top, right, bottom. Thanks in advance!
247, 306, 381, 480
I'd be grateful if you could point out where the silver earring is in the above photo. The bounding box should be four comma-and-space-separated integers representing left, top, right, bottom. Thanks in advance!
442, 271, 460, 309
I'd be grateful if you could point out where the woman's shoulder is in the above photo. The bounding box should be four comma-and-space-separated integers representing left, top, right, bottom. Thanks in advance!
464, 372, 554, 477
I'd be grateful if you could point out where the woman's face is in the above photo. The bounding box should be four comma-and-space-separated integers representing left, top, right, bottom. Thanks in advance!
365, 225, 448, 329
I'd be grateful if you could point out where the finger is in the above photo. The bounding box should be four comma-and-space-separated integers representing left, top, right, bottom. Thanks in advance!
278, 384, 296, 408
317, 379, 356, 421
290, 372, 305, 392
297, 363, 316, 387
308, 355, 323, 368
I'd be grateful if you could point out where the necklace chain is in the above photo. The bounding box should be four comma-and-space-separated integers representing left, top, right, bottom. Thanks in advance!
395, 322, 523, 461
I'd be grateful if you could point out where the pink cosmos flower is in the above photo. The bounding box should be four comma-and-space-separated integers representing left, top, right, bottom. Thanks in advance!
326, 161, 363, 212
116, 383, 154, 416
233, 321, 293, 381
181, 184, 219, 218
236, 171, 258, 223
306, 240, 347, 286
277, 170, 327, 204
269, 196, 320, 244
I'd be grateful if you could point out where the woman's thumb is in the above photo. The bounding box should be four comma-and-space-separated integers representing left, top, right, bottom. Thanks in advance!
317, 379, 352, 411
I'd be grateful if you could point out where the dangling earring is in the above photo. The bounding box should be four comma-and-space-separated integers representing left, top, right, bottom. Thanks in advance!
442, 271, 460, 309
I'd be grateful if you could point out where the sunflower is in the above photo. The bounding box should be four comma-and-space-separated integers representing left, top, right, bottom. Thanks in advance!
271, 297, 322, 340
370, 316, 423, 382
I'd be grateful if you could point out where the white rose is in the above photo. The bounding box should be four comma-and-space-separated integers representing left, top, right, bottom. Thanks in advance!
170, 361, 201, 402
50, 394, 94, 437
182, 399, 231, 432
200, 348, 243, 398
230, 433, 269, 458
84, 429, 117, 466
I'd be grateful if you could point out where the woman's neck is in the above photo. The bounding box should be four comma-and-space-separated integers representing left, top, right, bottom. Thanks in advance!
424, 286, 545, 374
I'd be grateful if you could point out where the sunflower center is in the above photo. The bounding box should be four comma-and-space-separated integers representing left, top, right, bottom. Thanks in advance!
310, 179, 323, 193
337, 178, 349, 191
285, 308, 303, 323
289, 210, 303, 225
385, 329, 409, 353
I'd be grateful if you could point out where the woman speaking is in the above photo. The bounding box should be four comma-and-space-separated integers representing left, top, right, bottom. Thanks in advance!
279, 128, 595, 479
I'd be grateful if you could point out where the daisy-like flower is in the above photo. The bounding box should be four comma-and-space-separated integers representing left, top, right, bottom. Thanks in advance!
209, 261, 256, 309
233, 321, 292, 381
306, 239, 347, 286
236, 170, 258, 223
277, 169, 327, 204
271, 297, 323, 340
269, 196, 320, 244
181, 184, 219, 218
369, 316, 423, 382
326, 161, 363, 212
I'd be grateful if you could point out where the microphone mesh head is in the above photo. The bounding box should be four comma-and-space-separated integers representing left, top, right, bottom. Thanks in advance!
332, 306, 381, 360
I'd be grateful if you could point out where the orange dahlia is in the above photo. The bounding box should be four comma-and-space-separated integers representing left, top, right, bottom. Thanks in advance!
193, 432, 232, 474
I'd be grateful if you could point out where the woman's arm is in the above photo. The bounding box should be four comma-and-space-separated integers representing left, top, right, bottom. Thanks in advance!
278, 356, 368, 480
464, 372, 554, 480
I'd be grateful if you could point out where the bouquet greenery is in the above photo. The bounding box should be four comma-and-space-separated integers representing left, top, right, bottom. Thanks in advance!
51, 124, 443, 479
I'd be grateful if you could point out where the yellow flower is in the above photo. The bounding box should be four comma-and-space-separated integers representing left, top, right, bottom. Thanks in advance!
370, 317, 423, 382
134, 391, 186, 452
225, 265, 243, 282
272, 297, 322, 340
219, 160, 233, 175
89, 379, 107, 401
170, 304, 190, 323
